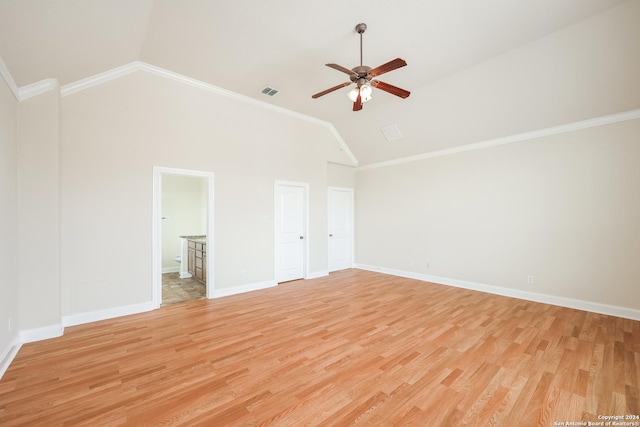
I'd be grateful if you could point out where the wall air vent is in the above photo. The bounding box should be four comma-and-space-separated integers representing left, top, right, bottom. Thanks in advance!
260, 86, 279, 96
381, 123, 403, 142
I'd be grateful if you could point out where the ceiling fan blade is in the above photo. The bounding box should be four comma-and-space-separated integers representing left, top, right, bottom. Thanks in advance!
311, 82, 352, 99
371, 80, 411, 99
368, 58, 407, 78
326, 63, 357, 77
353, 91, 363, 111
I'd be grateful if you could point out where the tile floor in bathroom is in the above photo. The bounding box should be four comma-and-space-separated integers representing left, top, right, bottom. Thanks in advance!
162, 272, 206, 305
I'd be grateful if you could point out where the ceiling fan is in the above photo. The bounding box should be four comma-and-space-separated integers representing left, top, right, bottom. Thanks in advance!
312, 23, 410, 112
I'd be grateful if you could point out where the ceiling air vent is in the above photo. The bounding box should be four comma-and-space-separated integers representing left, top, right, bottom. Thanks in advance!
260, 86, 279, 97
381, 123, 403, 142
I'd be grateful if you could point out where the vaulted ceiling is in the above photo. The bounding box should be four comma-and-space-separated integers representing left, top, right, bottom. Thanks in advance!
0, 0, 631, 165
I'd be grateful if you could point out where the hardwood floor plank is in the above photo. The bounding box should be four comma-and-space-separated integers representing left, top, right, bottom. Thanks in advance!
1, 269, 638, 425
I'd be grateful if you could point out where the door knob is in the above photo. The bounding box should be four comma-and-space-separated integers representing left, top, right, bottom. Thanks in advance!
329, 234, 333, 237
299, 236, 304, 240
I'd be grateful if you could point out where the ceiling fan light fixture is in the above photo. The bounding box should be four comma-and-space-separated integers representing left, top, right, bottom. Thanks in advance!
347, 85, 372, 103
360, 84, 372, 99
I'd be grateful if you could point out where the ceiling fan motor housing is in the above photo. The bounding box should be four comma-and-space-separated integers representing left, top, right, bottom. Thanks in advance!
350, 66, 372, 84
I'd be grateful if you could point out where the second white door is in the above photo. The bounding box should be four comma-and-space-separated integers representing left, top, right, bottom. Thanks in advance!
328, 187, 354, 272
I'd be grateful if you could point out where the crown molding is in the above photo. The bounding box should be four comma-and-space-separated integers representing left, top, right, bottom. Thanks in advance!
358, 108, 640, 171
59, 61, 359, 166
0, 55, 20, 99
0, 55, 58, 101
60, 61, 143, 97
18, 78, 58, 100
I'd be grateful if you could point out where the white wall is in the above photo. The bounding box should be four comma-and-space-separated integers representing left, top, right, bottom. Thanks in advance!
17, 88, 61, 332
59, 70, 353, 317
353, 1, 640, 318
355, 118, 640, 314
161, 175, 207, 270
327, 163, 356, 189
0, 73, 19, 368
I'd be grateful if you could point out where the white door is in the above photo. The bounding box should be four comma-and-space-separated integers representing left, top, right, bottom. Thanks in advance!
275, 182, 307, 282
328, 187, 354, 272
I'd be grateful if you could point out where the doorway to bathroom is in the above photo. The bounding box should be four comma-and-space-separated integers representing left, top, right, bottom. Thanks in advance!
152, 167, 214, 308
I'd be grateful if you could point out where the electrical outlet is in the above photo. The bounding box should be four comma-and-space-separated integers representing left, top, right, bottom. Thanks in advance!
7, 318, 11, 332
527, 275, 535, 284
240, 270, 247, 279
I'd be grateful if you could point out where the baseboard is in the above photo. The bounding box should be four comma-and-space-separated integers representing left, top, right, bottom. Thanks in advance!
354, 264, 640, 321
62, 301, 155, 327
162, 267, 180, 273
211, 280, 277, 298
307, 270, 329, 280
20, 324, 64, 344
0, 335, 22, 379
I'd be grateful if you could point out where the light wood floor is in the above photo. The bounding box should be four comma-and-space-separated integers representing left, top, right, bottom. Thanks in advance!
1, 269, 638, 426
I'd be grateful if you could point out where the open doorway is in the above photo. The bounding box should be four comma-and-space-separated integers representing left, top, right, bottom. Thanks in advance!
152, 167, 214, 308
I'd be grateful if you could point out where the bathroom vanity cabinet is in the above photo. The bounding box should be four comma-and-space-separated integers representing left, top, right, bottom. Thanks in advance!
187, 238, 206, 284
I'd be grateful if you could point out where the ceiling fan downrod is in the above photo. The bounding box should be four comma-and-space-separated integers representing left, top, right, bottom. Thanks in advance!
355, 23, 367, 67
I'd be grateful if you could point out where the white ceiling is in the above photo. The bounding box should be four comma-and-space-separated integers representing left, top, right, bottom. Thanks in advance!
0, 0, 629, 165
